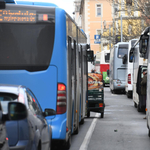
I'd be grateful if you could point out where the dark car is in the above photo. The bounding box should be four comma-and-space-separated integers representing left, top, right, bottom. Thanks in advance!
0, 101, 27, 150
0, 84, 55, 150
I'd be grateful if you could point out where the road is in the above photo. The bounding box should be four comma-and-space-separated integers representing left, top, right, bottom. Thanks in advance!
70, 87, 150, 150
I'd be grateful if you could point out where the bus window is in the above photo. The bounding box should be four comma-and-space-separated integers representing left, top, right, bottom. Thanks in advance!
118, 46, 128, 58
105, 53, 110, 63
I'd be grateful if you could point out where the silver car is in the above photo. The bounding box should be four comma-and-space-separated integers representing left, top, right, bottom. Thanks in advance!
0, 84, 55, 150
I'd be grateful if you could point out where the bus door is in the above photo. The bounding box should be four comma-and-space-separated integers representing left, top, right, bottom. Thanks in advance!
136, 65, 147, 111
72, 40, 77, 132
67, 36, 73, 134
80, 45, 83, 121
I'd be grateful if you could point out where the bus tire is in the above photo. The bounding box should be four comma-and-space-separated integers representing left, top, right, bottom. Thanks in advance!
134, 102, 137, 108
74, 123, 79, 135
137, 104, 141, 112
101, 112, 104, 118
87, 111, 90, 118
80, 118, 84, 125
65, 136, 71, 150
148, 129, 150, 137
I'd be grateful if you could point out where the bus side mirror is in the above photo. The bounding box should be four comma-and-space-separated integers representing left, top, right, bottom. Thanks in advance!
129, 49, 134, 62
122, 54, 127, 64
139, 35, 149, 54
87, 50, 94, 62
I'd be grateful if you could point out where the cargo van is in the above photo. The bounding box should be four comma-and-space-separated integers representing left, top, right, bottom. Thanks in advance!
131, 43, 147, 112
110, 42, 129, 93
125, 39, 138, 98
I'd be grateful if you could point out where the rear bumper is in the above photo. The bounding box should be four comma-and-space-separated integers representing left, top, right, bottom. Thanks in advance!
87, 101, 105, 113
47, 113, 67, 140
113, 81, 125, 90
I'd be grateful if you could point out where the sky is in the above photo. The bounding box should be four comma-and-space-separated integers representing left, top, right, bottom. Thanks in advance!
16, 0, 75, 17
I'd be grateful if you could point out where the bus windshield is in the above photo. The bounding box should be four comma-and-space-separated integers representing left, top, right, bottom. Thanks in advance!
105, 53, 110, 63
0, 23, 55, 71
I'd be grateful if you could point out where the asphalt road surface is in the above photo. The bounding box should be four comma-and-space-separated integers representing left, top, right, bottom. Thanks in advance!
70, 87, 150, 150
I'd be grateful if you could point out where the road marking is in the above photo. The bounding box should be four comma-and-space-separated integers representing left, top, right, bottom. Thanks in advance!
79, 113, 99, 150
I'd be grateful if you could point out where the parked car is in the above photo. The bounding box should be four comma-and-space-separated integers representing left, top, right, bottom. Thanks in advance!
0, 101, 27, 150
0, 84, 56, 150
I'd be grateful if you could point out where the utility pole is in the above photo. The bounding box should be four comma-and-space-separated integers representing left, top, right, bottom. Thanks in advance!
109, 25, 111, 51
121, 0, 123, 42
113, 0, 115, 45
101, 7, 103, 52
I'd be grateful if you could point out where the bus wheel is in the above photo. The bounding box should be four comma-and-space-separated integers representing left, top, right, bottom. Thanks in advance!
101, 112, 104, 118
148, 129, 150, 137
137, 104, 141, 112
87, 111, 90, 118
74, 123, 79, 134
65, 136, 71, 150
80, 118, 84, 125
134, 102, 137, 108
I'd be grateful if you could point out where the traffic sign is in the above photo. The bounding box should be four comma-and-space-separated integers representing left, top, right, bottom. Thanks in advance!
94, 35, 101, 44
94, 35, 101, 40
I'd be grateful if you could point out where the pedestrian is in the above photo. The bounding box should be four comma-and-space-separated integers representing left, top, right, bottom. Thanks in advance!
141, 69, 147, 119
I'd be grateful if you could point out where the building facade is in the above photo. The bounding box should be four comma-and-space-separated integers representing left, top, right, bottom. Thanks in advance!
74, 0, 113, 54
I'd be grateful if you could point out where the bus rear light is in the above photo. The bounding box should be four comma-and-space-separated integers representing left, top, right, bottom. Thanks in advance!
66, 127, 68, 132
56, 83, 66, 114
128, 74, 131, 84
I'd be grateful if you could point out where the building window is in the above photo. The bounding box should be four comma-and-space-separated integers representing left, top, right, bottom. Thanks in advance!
126, 0, 132, 6
114, 4, 118, 16
96, 29, 101, 35
96, 4, 102, 16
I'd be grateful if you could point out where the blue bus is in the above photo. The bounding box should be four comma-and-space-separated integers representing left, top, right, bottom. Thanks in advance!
0, 1, 88, 149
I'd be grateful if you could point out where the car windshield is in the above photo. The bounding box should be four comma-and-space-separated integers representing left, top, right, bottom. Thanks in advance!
0, 93, 18, 113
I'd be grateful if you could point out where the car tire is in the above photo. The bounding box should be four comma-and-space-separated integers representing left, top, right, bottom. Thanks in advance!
101, 112, 104, 118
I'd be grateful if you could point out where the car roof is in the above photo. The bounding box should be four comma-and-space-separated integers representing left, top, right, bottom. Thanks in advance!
0, 84, 24, 95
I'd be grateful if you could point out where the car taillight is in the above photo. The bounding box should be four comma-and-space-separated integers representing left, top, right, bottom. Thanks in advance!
128, 74, 131, 84
18, 94, 25, 104
56, 83, 66, 114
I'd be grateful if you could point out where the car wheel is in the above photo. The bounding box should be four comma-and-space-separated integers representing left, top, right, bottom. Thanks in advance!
101, 112, 104, 118
87, 111, 90, 118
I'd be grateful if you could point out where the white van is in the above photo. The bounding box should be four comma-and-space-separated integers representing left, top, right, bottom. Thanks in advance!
130, 42, 147, 112
125, 39, 138, 98
110, 42, 129, 93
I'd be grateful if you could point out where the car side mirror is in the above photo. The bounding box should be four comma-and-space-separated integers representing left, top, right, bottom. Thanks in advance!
122, 54, 127, 64
43, 109, 56, 117
8, 102, 27, 121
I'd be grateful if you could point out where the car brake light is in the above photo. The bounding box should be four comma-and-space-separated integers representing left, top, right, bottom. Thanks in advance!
56, 83, 66, 114
18, 94, 25, 104
128, 74, 131, 84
